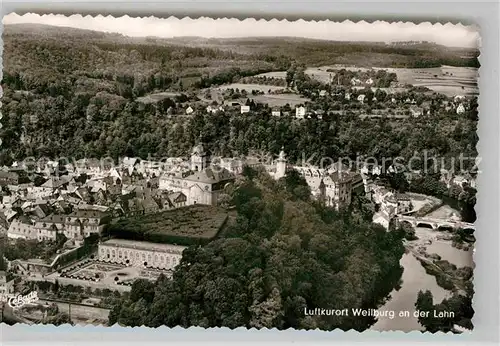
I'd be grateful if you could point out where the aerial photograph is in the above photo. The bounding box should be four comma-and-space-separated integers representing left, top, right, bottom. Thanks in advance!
0, 14, 478, 333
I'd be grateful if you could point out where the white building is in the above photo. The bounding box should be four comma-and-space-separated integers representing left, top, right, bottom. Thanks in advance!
271, 109, 281, 117
186, 106, 194, 115
295, 106, 307, 119
357, 94, 366, 103
7, 217, 38, 240
345, 93, 351, 100
456, 103, 466, 114
365, 78, 374, 85
98, 239, 186, 270
240, 105, 250, 114
350, 78, 361, 86
206, 105, 224, 114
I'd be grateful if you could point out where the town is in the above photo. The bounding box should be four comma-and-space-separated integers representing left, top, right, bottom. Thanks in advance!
0, 20, 478, 332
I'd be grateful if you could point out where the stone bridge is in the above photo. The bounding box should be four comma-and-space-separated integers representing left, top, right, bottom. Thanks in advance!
396, 215, 475, 231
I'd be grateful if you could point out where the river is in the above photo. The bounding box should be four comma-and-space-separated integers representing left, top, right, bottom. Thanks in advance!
371, 226, 474, 332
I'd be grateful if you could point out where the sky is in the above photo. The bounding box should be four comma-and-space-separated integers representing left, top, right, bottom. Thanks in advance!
3, 13, 480, 48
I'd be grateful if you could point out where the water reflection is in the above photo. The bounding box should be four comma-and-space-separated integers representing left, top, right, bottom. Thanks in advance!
371, 227, 473, 332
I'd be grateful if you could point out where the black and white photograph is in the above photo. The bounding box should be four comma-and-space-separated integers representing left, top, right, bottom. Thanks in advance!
0, 13, 479, 333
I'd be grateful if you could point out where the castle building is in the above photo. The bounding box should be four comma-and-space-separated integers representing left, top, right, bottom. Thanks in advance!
159, 141, 235, 206
98, 239, 186, 270
268, 148, 358, 210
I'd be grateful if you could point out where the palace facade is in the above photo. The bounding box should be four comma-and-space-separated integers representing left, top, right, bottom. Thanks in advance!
98, 239, 186, 270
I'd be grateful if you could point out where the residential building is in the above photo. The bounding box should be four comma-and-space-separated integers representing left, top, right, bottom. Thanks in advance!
271, 109, 281, 117
295, 106, 307, 119
240, 105, 250, 114
0, 271, 14, 295
7, 217, 37, 240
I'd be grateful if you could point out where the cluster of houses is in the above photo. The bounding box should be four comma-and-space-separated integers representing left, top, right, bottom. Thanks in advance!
185, 91, 472, 120
0, 270, 15, 296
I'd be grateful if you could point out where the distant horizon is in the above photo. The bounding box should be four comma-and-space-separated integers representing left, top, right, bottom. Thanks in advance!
3, 13, 480, 48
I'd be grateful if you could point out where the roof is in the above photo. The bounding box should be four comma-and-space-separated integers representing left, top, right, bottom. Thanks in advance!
184, 167, 235, 184
101, 238, 186, 253
168, 192, 186, 202
40, 214, 66, 224
41, 176, 70, 189
328, 171, 353, 183
395, 193, 411, 201
70, 209, 108, 219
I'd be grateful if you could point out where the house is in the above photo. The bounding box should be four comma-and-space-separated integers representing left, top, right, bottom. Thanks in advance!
350, 78, 361, 86
63, 209, 110, 238
314, 109, 325, 120
167, 192, 187, 208
295, 106, 307, 119
319, 90, 327, 97
456, 103, 466, 114
345, 93, 351, 100
240, 105, 250, 114
391, 97, 396, 103
365, 78, 374, 85
0, 271, 15, 295
186, 106, 194, 115
395, 193, 412, 213
453, 174, 476, 189
34, 215, 65, 241
206, 105, 224, 114
271, 109, 281, 117
0, 171, 19, 186
7, 216, 37, 240
410, 106, 423, 117
357, 94, 366, 103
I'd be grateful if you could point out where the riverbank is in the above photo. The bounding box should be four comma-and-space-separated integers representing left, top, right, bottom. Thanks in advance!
371, 226, 473, 332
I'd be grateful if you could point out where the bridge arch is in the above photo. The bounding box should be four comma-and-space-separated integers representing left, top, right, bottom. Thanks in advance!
437, 224, 454, 232
416, 222, 434, 229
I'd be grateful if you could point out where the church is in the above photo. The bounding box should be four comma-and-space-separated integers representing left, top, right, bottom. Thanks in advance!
159, 141, 235, 206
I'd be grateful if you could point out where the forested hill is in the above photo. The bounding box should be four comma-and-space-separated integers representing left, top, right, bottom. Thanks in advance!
1, 23, 479, 167
4, 23, 479, 70
108, 167, 405, 330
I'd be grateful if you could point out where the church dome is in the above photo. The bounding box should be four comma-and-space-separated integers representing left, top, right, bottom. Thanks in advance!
192, 143, 205, 156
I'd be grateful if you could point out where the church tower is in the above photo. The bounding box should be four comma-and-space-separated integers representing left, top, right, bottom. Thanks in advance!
276, 146, 287, 179
191, 136, 209, 172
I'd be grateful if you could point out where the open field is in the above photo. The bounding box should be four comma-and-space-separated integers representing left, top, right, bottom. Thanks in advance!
257, 65, 479, 97
216, 83, 286, 93
136, 91, 183, 104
